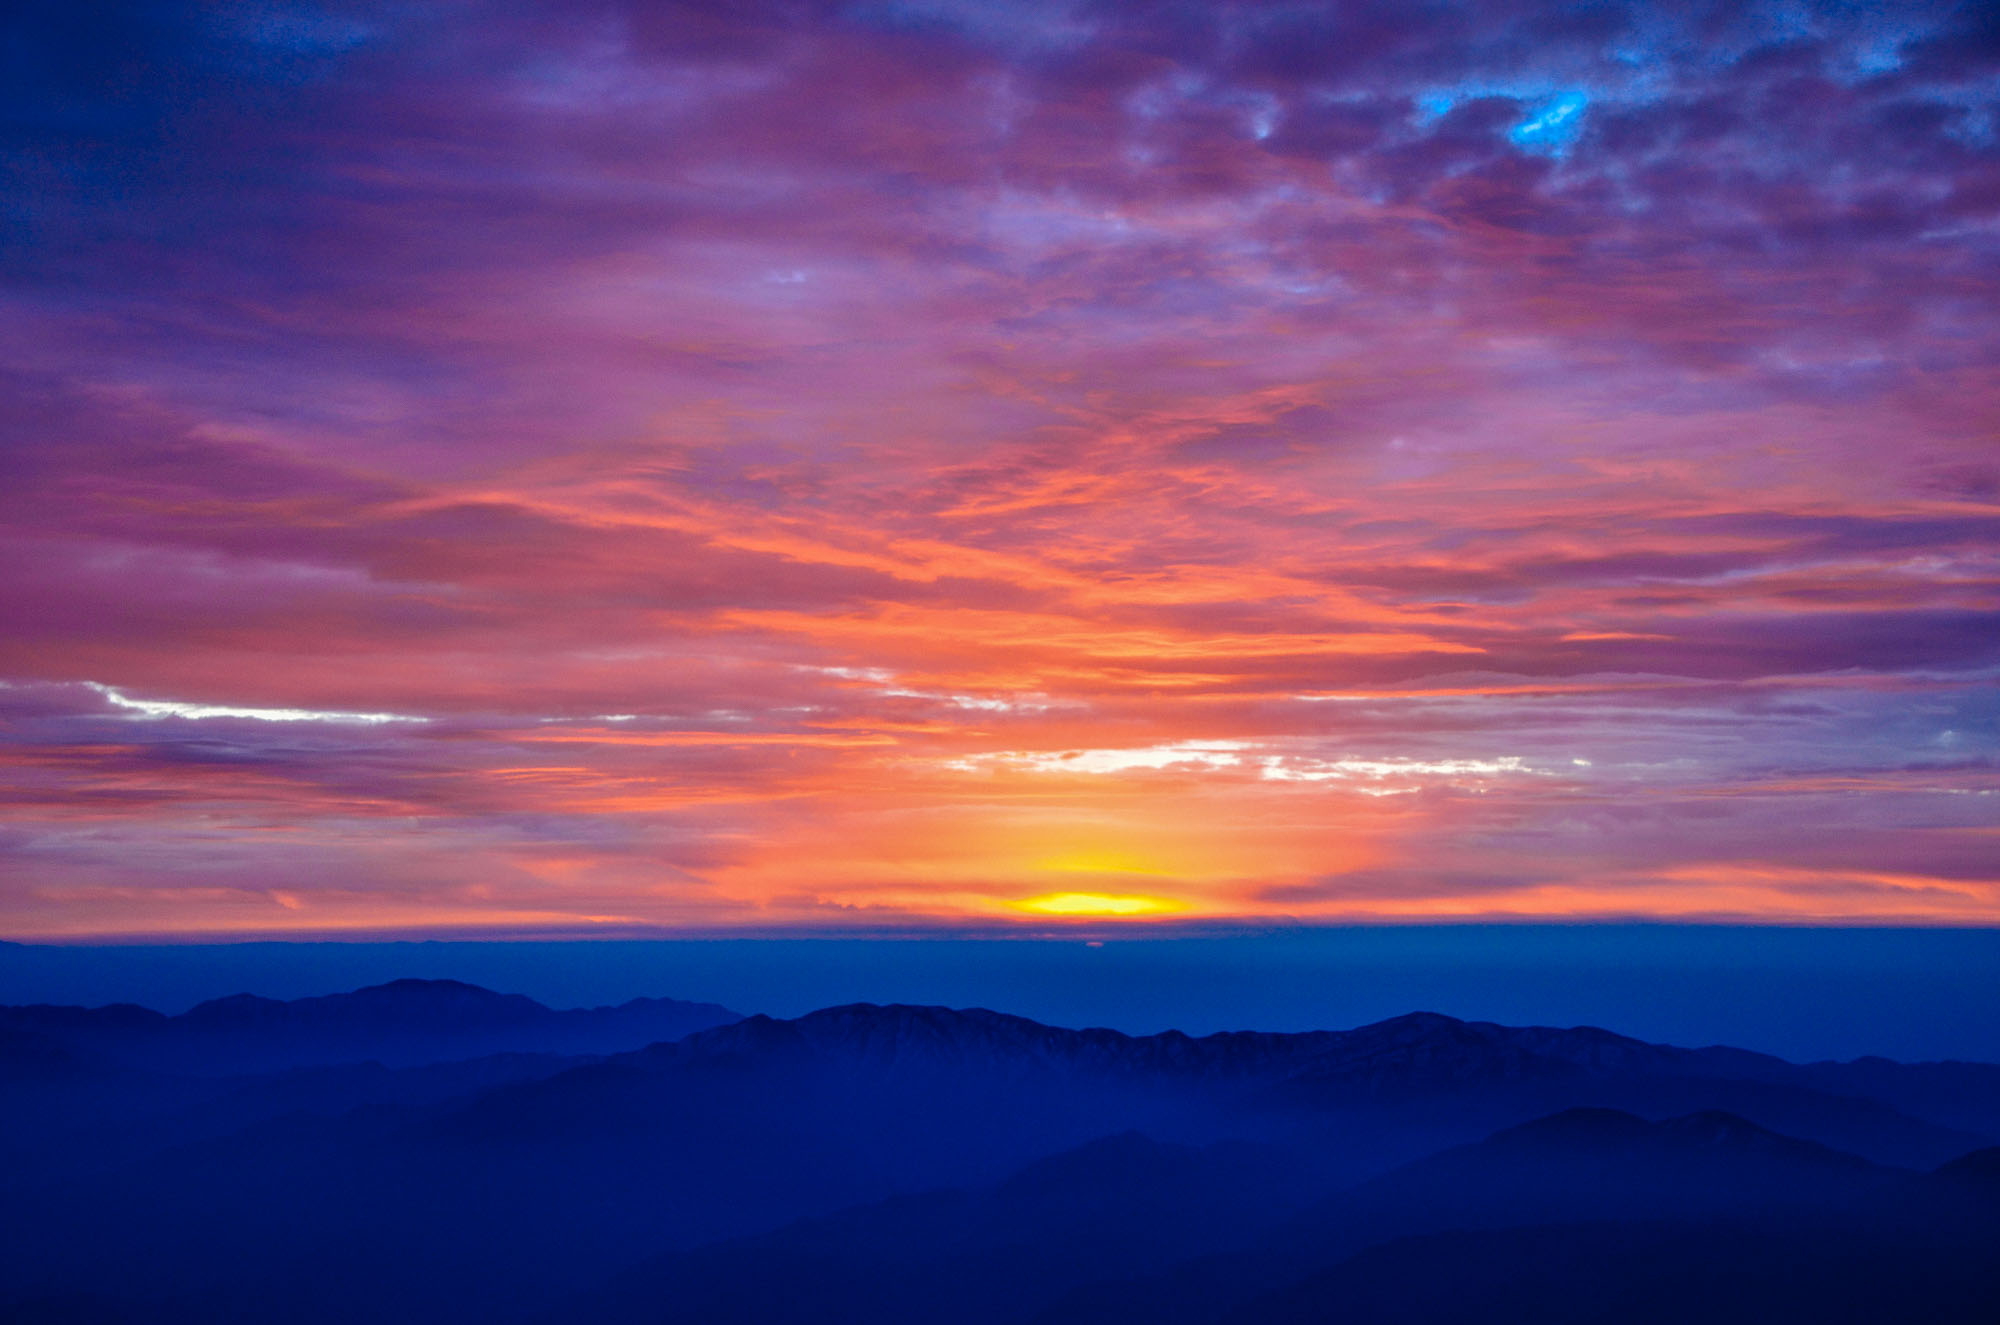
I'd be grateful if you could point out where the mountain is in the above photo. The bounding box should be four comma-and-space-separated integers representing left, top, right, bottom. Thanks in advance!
1935, 1145, 2000, 1187
0, 980, 742, 1234
0, 978, 741, 1074
1, 993, 1995, 1325
1232, 1212, 2000, 1325
547, 1104, 1996, 1325
1035, 1106, 1908, 1325
556, 1132, 1328, 1325
466, 1002, 1985, 1151
0, 1025, 88, 1081
1255, 1010, 1986, 1167
1330, 1105, 1889, 1219
1783, 1057, 2000, 1139
1222, 1131, 2000, 1325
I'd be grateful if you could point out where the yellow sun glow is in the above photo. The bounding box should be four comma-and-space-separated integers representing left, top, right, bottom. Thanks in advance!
1011, 892, 1187, 916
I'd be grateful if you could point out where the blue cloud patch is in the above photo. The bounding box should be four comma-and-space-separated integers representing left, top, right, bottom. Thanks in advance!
1509, 90, 1589, 154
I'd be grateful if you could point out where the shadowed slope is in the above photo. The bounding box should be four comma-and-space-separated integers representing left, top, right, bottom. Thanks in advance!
1036, 1106, 1906, 1325
2, 996, 1994, 1325
555, 1132, 1326, 1325
1231, 1135, 2000, 1325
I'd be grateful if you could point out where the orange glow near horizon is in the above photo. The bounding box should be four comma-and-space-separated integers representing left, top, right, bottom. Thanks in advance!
4, 1, 1999, 940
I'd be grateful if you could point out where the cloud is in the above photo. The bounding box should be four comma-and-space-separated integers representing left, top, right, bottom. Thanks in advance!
84, 683, 422, 725
0, 0, 1995, 934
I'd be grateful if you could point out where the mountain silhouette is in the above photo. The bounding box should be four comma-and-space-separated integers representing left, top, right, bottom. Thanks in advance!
1035, 1105, 1910, 1325
1935, 1145, 2000, 1186
0, 978, 740, 1074
0, 989, 1995, 1325
1230, 1213, 2000, 1325
456, 1002, 1981, 1170
1222, 1125, 2000, 1325
556, 1132, 1326, 1325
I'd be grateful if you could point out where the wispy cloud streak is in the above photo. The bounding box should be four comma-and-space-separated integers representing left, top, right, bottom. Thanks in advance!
0, 0, 1995, 934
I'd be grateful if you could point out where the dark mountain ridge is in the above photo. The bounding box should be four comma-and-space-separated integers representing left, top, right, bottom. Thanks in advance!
549, 1105, 1989, 1325
1034, 1105, 1981, 1325
0, 977, 741, 1074
1, 987, 1995, 1325
467, 1001, 1987, 1166
1215, 1129, 2000, 1325
560, 1131, 1330, 1325
664, 1001, 2000, 1120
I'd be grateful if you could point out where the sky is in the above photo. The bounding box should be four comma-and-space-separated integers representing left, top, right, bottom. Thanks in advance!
1, 0, 1997, 941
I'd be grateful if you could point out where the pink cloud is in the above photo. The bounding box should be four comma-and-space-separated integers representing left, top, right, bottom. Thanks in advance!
1, 1, 1995, 935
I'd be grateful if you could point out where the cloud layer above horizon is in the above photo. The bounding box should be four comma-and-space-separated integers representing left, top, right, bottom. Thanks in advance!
2, 0, 1996, 937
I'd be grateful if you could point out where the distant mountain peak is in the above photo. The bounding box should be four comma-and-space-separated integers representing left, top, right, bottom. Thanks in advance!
794, 1002, 1046, 1033
1501, 1105, 1654, 1139
1661, 1109, 1790, 1145
353, 977, 509, 997
180, 979, 544, 1028
1935, 1146, 2000, 1185
1497, 1105, 1779, 1145
1354, 1011, 1467, 1033
328, 979, 546, 1015
6, 980, 742, 1076
641, 1001, 1804, 1097
185, 991, 282, 1013
1481, 1105, 1878, 1173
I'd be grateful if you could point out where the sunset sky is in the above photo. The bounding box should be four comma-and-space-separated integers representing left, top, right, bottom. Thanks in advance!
3, 0, 1996, 939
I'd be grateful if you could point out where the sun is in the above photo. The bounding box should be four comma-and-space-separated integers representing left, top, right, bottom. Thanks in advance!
1011, 892, 1188, 917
